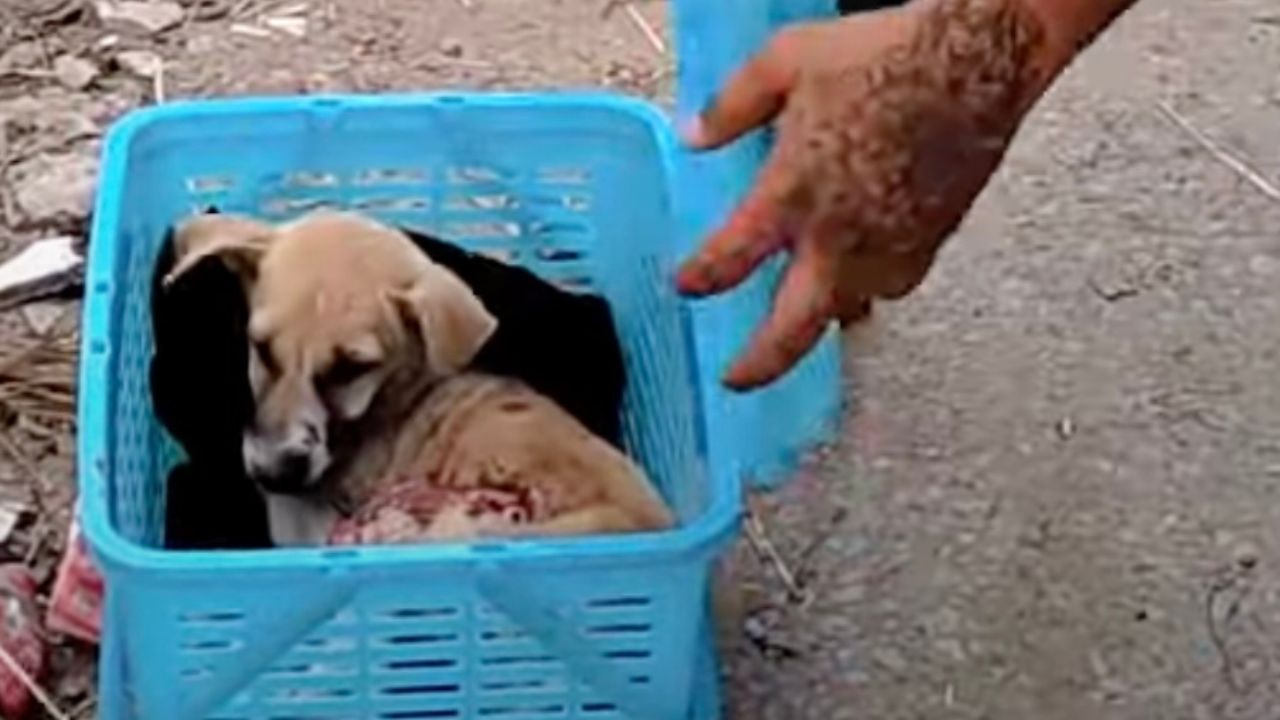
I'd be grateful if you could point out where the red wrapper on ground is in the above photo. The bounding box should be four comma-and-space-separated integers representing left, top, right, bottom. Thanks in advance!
46, 518, 104, 644
0, 564, 44, 718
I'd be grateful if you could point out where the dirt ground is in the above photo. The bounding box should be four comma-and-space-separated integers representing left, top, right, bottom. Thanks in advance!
2, 0, 1280, 718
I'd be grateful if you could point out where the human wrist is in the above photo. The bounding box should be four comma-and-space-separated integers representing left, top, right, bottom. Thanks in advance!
899, 0, 1062, 125
1012, 0, 1139, 78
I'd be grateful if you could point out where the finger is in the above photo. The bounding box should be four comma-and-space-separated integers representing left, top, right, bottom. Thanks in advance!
676, 154, 795, 296
723, 239, 836, 391
683, 28, 804, 150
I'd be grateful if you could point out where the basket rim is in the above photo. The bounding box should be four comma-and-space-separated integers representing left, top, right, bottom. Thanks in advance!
78, 91, 741, 576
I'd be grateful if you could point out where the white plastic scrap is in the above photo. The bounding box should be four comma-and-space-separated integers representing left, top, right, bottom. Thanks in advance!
0, 237, 84, 311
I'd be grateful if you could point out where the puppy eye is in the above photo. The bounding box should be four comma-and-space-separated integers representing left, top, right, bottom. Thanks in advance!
254, 340, 278, 374
320, 357, 376, 388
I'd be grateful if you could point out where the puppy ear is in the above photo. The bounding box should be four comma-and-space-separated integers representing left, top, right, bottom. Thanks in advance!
392, 264, 498, 375
163, 214, 273, 288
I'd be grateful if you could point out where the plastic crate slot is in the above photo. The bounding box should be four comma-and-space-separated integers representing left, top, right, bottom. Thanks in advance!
381, 658, 459, 672
526, 220, 591, 239
476, 703, 566, 718
375, 607, 460, 621
284, 172, 341, 188
585, 623, 651, 638
180, 638, 244, 654
552, 276, 593, 292
353, 168, 430, 186
179, 610, 246, 625
380, 632, 461, 647
442, 221, 521, 239
266, 716, 358, 720
446, 166, 510, 185
261, 197, 341, 215
180, 666, 213, 681
378, 711, 461, 719
299, 636, 360, 653
353, 196, 432, 212
580, 703, 617, 715
379, 683, 462, 697
264, 686, 358, 702
479, 678, 567, 695
584, 597, 651, 610
600, 650, 650, 662
535, 166, 590, 185
187, 175, 237, 193
475, 248, 519, 263
266, 662, 359, 679
478, 628, 530, 644
478, 655, 558, 668
629, 676, 650, 685
443, 193, 520, 211
531, 247, 584, 263
563, 194, 590, 212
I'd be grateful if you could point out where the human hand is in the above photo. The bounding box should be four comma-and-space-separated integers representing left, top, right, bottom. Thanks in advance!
677, 0, 1054, 390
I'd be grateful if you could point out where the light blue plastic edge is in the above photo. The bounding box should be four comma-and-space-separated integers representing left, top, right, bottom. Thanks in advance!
79, 92, 742, 579
669, 0, 843, 491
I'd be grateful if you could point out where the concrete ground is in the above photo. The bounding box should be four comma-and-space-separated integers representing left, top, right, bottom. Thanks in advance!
2, 0, 1279, 718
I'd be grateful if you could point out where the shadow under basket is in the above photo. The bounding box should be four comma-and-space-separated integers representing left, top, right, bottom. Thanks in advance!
79, 94, 740, 720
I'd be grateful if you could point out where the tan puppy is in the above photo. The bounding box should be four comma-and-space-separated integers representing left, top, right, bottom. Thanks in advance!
167, 210, 497, 545
166, 209, 673, 547
329, 374, 675, 544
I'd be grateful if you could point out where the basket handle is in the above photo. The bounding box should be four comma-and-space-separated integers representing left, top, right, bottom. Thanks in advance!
476, 563, 682, 720
179, 580, 360, 720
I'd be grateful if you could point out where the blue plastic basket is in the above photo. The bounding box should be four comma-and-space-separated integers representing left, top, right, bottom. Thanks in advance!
82, 93, 741, 720
80, 3, 845, 718
670, 0, 843, 489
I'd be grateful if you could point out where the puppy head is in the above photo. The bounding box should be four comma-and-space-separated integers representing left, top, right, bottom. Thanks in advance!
172, 210, 497, 494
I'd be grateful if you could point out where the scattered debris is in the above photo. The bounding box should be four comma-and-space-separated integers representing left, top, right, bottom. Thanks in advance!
622, 3, 666, 54
0, 502, 24, 545
51, 55, 98, 92
115, 49, 161, 78
47, 520, 103, 646
0, 566, 50, 720
261, 14, 307, 37
21, 302, 69, 336
793, 507, 849, 587
1156, 101, 1280, 204
871, 646, 909, 675
1086, 271, 1140, 302
1233, 541, 1261, 571
744, 504, 808, 604
95, 0, 186, 35
10, 152, 98, 230
1055, 417, 1076, 440
0, 237, 86, 312
0, 43, 46, 76
440, 37, 466, 59
13, 0, 89, 30
1205, 570, 1244, 692
229, 22, 273, 39
115, 49, 165, 101
743, 609, 802, 661
183, 0, 235, 22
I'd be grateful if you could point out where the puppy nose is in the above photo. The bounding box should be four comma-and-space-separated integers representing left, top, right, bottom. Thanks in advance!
277, 450, 311, 485
248, 448, 312, 493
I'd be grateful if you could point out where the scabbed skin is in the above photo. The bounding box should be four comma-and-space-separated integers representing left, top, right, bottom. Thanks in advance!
329, 482, 539, 545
